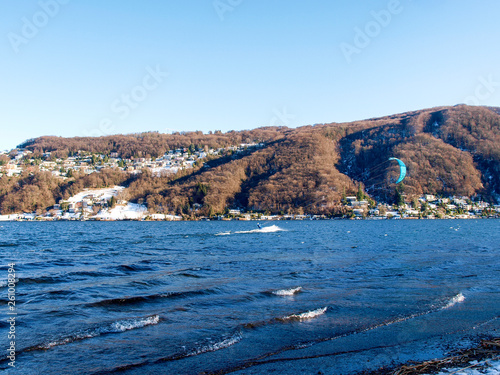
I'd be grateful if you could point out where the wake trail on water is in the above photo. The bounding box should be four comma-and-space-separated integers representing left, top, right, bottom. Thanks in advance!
215, 225, 286, 236
271, 286, 303, 296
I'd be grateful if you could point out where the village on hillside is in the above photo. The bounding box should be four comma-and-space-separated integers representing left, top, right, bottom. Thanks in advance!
0, 143, 263, 178
0, 144, 499, 222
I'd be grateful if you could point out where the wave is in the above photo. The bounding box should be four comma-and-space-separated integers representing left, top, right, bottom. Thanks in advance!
186, 331, 242, 357
234, 292, 471, 366
175, 272, 203, 278
46, 289, 75, 297
110, 315, 160, 332
442, 292, 465, 310
88, 289, 214, 307
235, 225, 286, 234
15, 275, 63, 285
13, 270, 112, 286
104, 331, 243, 373
242, 292, 469, 356
68, 270, 111, 278
355, 293, 467, 334
215, 231, 232, 236
117, 264, 154, 273
280, 307, 328, 321
272, 287, 303, 296
26, 315, 160, 352
0, 243, 18, 247
242, 306, 328, 329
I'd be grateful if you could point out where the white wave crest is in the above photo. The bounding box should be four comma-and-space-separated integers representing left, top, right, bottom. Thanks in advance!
110, 315, 160, 332
42, 336, 84, 349
215, 231, 231, 236
282, 307, 327, 321
442, 293, 466, 310
188, 332, 242, 356
235, 225, 286, 234
38, 315, 160, 350
272, 287, 302, 296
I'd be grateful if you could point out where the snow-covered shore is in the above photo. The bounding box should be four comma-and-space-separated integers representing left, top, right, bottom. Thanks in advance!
0, 187, 181, 221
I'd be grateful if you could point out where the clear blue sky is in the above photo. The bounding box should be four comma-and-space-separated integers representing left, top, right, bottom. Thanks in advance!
1, 0, 499, 150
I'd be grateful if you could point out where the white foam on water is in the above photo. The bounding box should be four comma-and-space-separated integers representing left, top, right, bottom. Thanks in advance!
442, 293, 466, 310
188, 332, 242, 357
354, 293, 468, 337
215, 231, 231, 236
272, 287, 302, 296
38, 315, 160, 350
110, 315, 160, 332
235, 225, 286, 234
282, 307, 328, 321
41, 335, 92, 349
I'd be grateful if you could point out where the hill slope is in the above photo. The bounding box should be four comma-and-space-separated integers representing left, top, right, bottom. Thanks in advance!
2, 105, 499, 215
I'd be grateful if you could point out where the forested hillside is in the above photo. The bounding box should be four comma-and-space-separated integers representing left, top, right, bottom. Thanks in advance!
1, 105, 499, 215
18, 127, 287, 159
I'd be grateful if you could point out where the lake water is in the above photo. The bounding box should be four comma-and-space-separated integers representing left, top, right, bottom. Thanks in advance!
0, 220, 499, 374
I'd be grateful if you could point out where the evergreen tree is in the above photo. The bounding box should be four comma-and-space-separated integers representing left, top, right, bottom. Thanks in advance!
356, 185, 365, 201
108, 196, 117, 208
395, 187, 404, 207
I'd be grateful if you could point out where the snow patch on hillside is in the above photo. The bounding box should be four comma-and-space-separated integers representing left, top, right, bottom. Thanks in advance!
94, 203, 147, 220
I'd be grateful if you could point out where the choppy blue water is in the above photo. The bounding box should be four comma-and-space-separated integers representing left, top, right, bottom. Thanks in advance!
0, 220, 499, 375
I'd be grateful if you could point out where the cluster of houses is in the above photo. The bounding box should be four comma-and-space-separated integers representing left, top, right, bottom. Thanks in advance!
342, 194, 499, 220
223, 195, 499, 221
1, 145, 499, 221
0, 189, 498, 222
0, 143, 263, 178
